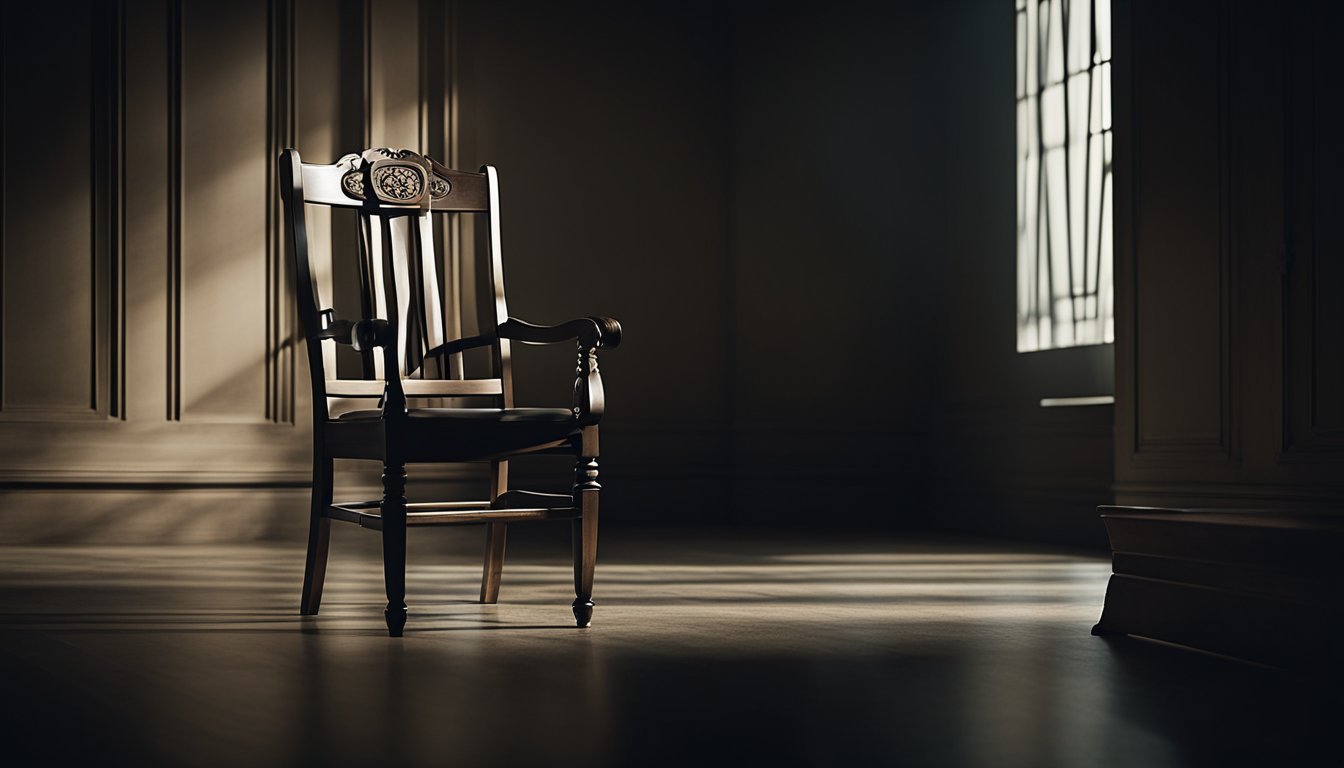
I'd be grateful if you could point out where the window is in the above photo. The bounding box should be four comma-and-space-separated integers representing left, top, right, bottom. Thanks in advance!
1016, 0, 1113, 352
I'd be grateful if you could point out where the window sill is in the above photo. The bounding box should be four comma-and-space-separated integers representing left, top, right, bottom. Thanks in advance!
1039, 396, 1115, 408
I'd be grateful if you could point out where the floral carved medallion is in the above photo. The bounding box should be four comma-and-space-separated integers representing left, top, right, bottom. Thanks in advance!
430, 175, 451, 200
372, 165, 424, 201
341, 170, 365, 200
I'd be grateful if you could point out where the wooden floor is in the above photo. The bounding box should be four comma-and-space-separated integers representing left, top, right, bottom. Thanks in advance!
0, 528, 1337, 767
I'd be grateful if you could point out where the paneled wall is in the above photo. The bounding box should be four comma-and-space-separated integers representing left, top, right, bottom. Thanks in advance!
1, 0, 738, 541
1112, 0, 1344, 507
8, 1, 1335, 545
0, 0, 457, 542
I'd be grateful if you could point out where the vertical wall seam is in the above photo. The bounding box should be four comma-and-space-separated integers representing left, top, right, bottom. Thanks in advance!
89, 3, 101, 414
114, 0, 128, 419
0, 6, 5, 413
166, 0, 183, 421
265, 0, 296, 423
264, 0, 275, 421
286, 0, 297, 424
363, 0, 372, 148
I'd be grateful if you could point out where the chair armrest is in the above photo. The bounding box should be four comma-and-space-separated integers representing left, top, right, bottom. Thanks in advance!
498, 316, 622, 426
316, 317, 394, 353
498, 316, 622, 350
423, 334, 496, 360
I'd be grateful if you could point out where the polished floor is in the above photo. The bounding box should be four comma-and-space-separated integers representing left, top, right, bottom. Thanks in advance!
0, 528, 1337, 767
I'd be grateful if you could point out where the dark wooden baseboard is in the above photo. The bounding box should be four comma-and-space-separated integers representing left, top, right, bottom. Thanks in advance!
1093, 506, 1344, 675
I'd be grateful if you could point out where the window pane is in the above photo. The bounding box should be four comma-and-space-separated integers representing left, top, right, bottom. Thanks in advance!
1017, 0, 1113, 352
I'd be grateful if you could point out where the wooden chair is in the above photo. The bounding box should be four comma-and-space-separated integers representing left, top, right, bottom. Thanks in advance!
278, 147, 621, 636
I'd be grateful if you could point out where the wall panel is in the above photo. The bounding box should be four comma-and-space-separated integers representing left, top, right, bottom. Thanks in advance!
123, 0, 171, 425
1130, 0, 1229, 455
1, 1, 110, 420
1283, 0, 1344, 457
178, 0, 271, 423
1115, 0, 1344, 507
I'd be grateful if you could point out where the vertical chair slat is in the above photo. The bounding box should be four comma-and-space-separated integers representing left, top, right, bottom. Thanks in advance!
417, 212, 446, 378
306, 204, 337, 380
361, 213, 388, 381
386, 215, 416, 379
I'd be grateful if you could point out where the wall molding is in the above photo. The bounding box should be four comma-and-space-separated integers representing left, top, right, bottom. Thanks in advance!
266, 0, 297, 425
1130, 0, 1235, 461
0, 461, 480, 488
166, 0, 183, 421
1115, 480, 1344, 506
95, 0, 122, 421
0, 1, 121, 424
1281, 1, 1344, 459
0, 468, 311, 488
112, 0, 128, 419
0, 486, 313, 544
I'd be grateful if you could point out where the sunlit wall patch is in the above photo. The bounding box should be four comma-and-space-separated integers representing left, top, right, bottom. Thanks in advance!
1016, 0, 1113, 352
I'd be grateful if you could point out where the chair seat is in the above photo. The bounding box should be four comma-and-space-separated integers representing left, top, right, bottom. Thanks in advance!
337, 407, 575, 423
326, 407, 581, 461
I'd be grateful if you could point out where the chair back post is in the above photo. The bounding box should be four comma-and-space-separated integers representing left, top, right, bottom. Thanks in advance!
278, 148, 332, 425
483, 165, 515, 409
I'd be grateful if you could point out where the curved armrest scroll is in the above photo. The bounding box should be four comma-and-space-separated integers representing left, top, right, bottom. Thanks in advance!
497, 316, 622, 350
497, 315, 622, 426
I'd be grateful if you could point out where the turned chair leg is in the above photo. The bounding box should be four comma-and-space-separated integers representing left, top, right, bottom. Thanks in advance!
572, 453, 600, 628
480, 460, 508, 604
382, 462, 408, 637
300, 457, 333, 615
